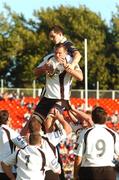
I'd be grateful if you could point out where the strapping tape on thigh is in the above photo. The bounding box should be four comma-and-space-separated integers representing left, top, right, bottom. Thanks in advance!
54, 103, 64, 113
32, 113, 44, 124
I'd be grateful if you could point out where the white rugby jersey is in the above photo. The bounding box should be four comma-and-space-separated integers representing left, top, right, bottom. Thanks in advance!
38, 53, 80, 100
41, 128, 67, 171
0, 124, 27, 173
3, 146, 43, 180
45, 128, 67, 146
3, 145, 61, 180
74, 124, 119, 167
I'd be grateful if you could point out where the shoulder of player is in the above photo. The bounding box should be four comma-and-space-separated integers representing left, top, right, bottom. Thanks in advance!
23, 145, 42, 152
63, 39, 73, 46
1, 124, 15, 133
91, 124, 117, 136
82, 126, 94, 136
63, 40, 78, 50
1, 124, 8, 128
105, 125, 118, 135
43, 53, 54, 61
41, 134, 53, 145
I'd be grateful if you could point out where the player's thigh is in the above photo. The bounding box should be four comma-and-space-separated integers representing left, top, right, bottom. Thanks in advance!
34, 97, 58, 118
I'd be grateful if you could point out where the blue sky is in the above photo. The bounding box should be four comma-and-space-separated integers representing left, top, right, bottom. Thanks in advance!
0, 0, 119, 24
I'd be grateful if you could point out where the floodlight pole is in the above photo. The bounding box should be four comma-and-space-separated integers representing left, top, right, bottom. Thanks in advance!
96, 81, 99, 99
1, 79, 4, 94
84, 39, 88, 110
33, 80, 36, 98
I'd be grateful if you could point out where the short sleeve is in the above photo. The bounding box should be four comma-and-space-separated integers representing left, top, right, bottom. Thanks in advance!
114, 133, 119, 155
37, 53, 54, 67
73, 130, 86, 157
64, 41, 78, 56
2, 151, 17, 166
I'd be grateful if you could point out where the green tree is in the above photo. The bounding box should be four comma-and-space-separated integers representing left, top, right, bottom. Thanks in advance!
34, 5, 109, 89
0, 4, 118, 90
105, 5, 119, 90
0, 5, 42, 87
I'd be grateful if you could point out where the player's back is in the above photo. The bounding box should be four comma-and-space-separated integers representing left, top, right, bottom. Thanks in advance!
16, 146, 45, 180
83, 125, 116, 167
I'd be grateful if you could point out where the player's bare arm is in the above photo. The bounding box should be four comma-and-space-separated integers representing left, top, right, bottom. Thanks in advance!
69, 105, 93, 126
54, 108, 72, 135
71, 51, 82, 69
74, 155, 82, 180
63, 63, 83, 81
57, 56, 83, 81
1, 162, 16, 180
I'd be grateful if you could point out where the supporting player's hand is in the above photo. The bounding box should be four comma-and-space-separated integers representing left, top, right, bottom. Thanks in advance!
63, 63, 73, 73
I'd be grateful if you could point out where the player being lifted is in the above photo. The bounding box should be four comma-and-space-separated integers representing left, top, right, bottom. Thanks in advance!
31, 43, 83, 133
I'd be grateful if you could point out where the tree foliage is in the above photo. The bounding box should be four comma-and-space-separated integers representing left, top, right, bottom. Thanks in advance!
0, 4, 118, 90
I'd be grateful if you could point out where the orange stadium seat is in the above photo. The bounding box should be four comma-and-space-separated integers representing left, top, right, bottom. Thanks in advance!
0, 97, 119, 130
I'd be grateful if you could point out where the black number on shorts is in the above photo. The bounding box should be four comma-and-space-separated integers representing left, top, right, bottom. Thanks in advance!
96, 139, 105, 157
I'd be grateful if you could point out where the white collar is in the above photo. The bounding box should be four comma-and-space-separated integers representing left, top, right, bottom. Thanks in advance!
60, 36, 67, 43
94, 124, 106, 128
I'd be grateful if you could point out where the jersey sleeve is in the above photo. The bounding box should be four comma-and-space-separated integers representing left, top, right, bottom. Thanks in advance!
3, 125, 19, 139
2, 151, 17, 166
37, 53, 54, 67
73, 130, 86, 157
3, 126, 27, 148
42, 140, 60, 173
114, 133, 119, 155
64, 41, 78, 57
47, 157, 61, 174
12, 135, 27, 149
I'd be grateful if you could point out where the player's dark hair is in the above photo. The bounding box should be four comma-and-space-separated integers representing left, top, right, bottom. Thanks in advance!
55, 43, 68, 52
0, 110, 9, 125
49, 25, 64, 34
29, 132, 41, 145
92, 106, 107, 124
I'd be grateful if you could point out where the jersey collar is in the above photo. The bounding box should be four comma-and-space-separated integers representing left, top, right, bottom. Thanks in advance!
94, 124, 106, 128
60, 36, 67, 43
